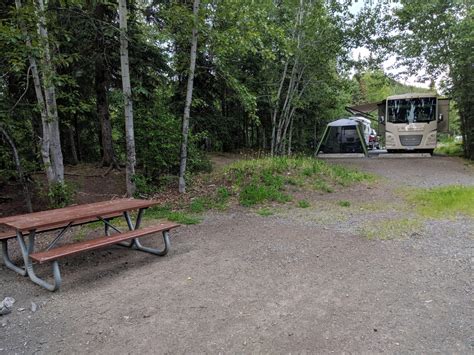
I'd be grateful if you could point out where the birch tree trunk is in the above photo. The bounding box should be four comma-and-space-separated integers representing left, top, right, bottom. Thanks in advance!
37, 0, 64, 183
178, 0, 200, 194
118, 0, 136, 196
0, 124, 33, 212
15, 0, 56, 183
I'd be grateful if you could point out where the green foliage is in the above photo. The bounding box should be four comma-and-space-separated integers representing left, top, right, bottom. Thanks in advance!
338, 200, 351, 207
390, 1, 473, 160
45, 182, 75, 209
352, 70, 435, 104
132, 174, 158, 197
298, 200, 310, 208
146, 205, 201, 225
240, 183, 291, 207
407, 185, 474, 218
223, 156, 372, 206
434, 140, 464, 157
256, 208, 274, 217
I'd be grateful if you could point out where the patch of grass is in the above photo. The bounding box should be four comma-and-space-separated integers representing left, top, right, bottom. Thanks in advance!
298, 199, 310, 208
189, 197, 208, 213
314, 180, 334, 193
240, 184, 291, 207
359, 218, 423, 240
329, 165, 374, 186
407, 185, 474, 218
338, 200, 351, 207
256, 207, 274, 216
146, 205, 200, 225
166, 211, 201, 225
222, 157, 373, 207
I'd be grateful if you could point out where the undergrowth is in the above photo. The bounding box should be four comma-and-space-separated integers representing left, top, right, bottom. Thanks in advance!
223, 157, 373, 206
434, 138, 463, 157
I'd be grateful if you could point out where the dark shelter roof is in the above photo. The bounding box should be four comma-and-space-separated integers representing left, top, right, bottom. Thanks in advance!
316, 118, 368, 156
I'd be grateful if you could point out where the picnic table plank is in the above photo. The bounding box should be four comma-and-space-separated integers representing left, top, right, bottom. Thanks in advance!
0, 199, 159, 232
30, 222, 180, 263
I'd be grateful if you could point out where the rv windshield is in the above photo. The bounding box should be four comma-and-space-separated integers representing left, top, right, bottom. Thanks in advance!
387, 98, 436, 124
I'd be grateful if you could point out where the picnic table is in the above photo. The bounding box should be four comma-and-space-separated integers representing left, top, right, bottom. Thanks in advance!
0, 199, 179, 291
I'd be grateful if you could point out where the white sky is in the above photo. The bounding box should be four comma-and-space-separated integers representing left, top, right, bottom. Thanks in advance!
348, 0, 431, 88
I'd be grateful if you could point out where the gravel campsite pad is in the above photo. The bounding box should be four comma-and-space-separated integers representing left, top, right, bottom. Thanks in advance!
1, 156, 473, 353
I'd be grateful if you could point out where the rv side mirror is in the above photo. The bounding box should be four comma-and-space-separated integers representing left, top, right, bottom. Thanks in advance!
379, 115, 385, 124
438, 113, 444, 122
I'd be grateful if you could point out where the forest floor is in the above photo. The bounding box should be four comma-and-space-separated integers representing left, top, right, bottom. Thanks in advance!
0, 155, 473, 353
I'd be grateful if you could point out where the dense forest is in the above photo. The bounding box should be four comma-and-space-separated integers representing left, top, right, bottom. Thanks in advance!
0, 0, 472, 206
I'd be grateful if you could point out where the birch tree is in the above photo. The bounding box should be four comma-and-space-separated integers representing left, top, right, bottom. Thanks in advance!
15, 0, 64, 184
118, 0, 136, 196
178, 0, 200, 193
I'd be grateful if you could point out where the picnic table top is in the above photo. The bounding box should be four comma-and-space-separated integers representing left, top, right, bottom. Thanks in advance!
0, 198, 159, 233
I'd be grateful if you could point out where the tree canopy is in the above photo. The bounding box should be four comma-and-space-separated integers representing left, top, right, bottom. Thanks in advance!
0, 0, 472, 207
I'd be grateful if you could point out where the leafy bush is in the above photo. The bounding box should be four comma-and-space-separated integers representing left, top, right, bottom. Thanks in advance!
46, 182, 75, 208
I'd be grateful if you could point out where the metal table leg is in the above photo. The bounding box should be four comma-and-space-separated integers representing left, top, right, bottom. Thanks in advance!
124, 209, 170, 256
1, 240, 27, 276
16, 230, 61, 292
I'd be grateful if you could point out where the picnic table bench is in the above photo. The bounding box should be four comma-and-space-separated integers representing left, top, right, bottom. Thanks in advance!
0, 199, 179, 291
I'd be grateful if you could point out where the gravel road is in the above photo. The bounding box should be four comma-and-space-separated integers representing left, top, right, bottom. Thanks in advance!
0, 156, 472, 354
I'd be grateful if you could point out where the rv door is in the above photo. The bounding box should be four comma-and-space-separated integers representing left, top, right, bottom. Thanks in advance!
437, 98, 450, 133
377, 101, 386, 144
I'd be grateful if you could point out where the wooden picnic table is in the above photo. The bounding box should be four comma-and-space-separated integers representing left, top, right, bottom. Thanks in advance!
0, 198, 179, 291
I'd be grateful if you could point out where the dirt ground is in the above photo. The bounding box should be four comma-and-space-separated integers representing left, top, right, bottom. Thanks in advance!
0, 156, 473, 354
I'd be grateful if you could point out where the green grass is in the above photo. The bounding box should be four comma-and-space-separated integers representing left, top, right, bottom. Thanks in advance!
146, 205, 201, 225
359, 218, 423, 240
223, 157, 373, 207
338, 200, 351, 207
298, 200, 310, 208
407, 185, 474, 218
314, 180, 334, 193
256, 207, 274, 216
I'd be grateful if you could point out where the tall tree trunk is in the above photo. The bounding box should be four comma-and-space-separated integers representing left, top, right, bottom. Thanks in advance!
0, 124, 33, 212
271, 61, 289, 156
15, 0, 55, 184
178, 0, 200, 194
37, 0, 64, 183
287, 117, 294, 155
68, 124, 78, 165
95, 58, 118, 168
118, 0, 136, 196
94, 3, 119, 169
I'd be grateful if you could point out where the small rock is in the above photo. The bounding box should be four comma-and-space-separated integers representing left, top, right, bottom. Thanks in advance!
0, 297, 15, 316
31, 302, 38, 313
17, 308, 26, 312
